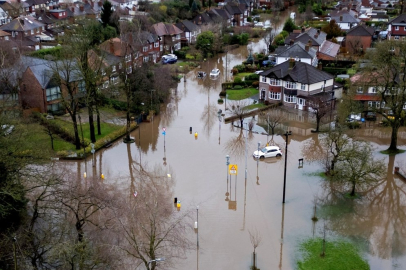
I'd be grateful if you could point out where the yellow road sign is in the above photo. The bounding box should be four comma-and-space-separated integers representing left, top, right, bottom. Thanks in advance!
229, 164, 238, 175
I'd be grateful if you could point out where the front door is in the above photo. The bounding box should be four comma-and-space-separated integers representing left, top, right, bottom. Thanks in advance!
261, 90, 266, 100
298, 98, 304, 110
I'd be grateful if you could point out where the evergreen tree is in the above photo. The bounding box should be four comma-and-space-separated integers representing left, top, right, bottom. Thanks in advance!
101, 0, 113, 27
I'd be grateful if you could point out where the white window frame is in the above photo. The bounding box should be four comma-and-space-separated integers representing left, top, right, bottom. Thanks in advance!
269, 92, 281, 100
270, 78, 280, 85
284, 95, 296, 103
301, 84, 306, 90
112, 65, 116, 72
154, 42, 159, 48
261, 76, 267, 83
357, 86, 363, 93
285, 81, 296, 89
395, 26, 399, 30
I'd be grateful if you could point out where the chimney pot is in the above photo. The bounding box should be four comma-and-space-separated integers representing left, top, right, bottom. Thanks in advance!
340, 15, 343, 21
314, 34, 318, 38
305, 44, 309, 52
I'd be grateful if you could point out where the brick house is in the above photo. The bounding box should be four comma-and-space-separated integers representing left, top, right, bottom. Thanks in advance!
345, 24, 374, 54
388, 14, 406, 41
150, 22, 182, 55
0, 15, 45, 50
258, 59, 341, 111
19, 57, 85, 114
175, 20, 201, 46
285, 28, 327, 52
350, 73, 383, 110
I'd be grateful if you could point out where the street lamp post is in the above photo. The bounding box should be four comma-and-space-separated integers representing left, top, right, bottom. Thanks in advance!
196, 205, 199, 248
282, 132, 290, 204
150, 90, 155, 111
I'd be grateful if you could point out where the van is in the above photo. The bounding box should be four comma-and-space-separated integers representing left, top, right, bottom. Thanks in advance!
290, 12, 296, 20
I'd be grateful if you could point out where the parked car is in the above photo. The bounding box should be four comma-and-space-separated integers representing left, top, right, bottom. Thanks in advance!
262, 60, 276, 67
346, 113, 361, 122
162, 54, 177, 60
255, 70, 264, 74
210, 68, 220, 77
254, 22, 264, 28
242, 22, 252, 27
263, 20, 271, 29
365, 112, 377, 121
162, 57, 177, 64
379, 31, 388, 40
253, 146, 282, 159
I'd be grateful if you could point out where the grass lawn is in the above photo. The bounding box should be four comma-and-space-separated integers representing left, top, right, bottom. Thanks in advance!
244, 103, 266, 110
227, 88, 258, 100
233, 72, 252, 80
26, 123, 78, 152
297, 238, 369, 270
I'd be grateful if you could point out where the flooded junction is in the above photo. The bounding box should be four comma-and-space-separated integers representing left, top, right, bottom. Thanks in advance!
59, 10, 406, 270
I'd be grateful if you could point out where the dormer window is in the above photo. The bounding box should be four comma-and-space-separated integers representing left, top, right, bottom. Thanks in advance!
112, 65, 116, 72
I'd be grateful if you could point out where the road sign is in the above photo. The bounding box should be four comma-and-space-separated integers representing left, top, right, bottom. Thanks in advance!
229, 164, 238, 175
162, 131, 166, 136
163, 127, 166, 131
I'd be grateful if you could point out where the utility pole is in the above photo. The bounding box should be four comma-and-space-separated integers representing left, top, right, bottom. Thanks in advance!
282, 132, 290, 204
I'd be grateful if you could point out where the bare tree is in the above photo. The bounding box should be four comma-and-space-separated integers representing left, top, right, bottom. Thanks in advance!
249, 228, 262, 269
264, 109, 286, 135
307, 94, 334, 132
228, 100, 250, 128
114, 166, 194, 270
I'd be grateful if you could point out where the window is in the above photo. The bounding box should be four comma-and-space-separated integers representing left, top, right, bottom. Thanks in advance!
370, 87, 377, 93
111, 76, 118, 85
154, 42, 159, 48
395, 26, 399, 30
149, 44, 152, 49
160, 45, 163, 51
126, 66, 132, 74
357, 87, 363, 93
284, 95, 296, 103
301, 84, 306, 90
176, 34, 180, 39
368, 101, 380, 108
47, 102, 63, 113
125, 54, 132, 62
31, 29, 34, 35
112, 65, 116, 72
143, 46, 148, 52
261, 77, 267, 83
285, 81, 296, 89
78, 81, 85, 92
101, 69, 106, 76
143, 56, 149, 62
46, 86, 61, 101
269, 92, 281, 100
119, 63, 122, 69
395, 36, 400, 40
270, 78, 280, 85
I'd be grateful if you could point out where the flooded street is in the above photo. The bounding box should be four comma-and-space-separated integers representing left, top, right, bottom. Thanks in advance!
59, 9, 406, 270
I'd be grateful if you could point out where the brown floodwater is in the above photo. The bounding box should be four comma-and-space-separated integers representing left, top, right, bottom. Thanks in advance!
58, 8, 406, 270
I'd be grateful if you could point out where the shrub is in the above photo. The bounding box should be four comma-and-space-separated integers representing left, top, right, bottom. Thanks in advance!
234, 77, 242, 83
218, 98, 224, 103
219, 91, 226, 96
234, 85, 243, 89
246, 74, 259, 80
347, 122, 360, 129
252, 81, 259, 87
233, 64, 246, 73
231, 68, 239, 75
186, 54, 195, 60
264, 100, 270, 105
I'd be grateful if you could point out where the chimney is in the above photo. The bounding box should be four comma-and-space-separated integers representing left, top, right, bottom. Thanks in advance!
317, 62, 322, 70
20, 19, 24, 25
305, 44, 309, 51
289, 39, 294, 46
314, 34, 318, 38
80, 5, 84, 12
289, 58, 295, 69
109, 39, 114, 54
340, 15, 343, 21
301, 27, 305, 33
317, 29, 320, 34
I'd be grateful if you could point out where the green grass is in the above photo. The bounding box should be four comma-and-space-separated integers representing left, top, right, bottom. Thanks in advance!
227, 88, 258, 100
380, 149, 406, 155
244, 103, 266, 110
234, 72, 252, 79
297, 238, 369, 270
26, 123, 77, 152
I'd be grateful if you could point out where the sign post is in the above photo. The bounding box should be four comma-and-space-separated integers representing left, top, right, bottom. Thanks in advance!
229, 164, 238, 175
162, 127, 166, 148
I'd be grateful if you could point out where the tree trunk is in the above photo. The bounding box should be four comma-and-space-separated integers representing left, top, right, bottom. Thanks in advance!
72, 114, 81, 150
88, 106, 96, 143
125, 90, 131, 141
388, 124, 399, 151
316, 116, 321, 132
240, 117, 244, 128
96, 106, 101, 135
350, 181, 356, 197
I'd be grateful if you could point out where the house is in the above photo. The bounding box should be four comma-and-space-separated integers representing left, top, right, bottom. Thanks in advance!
0, 1, 24, 19
317, 40, 340, 60
0, 29, 10, 40
175, 20, 201, 46
258, 59, 340, 111
274, 41, 318, 67
285, 28, 327, 52
330, 10, 360, 31
345, 24, 374, 54
224, 2, 244, 26
24, 0, 59, 15
150, 22, 182, 54
350, 72, 383, 110
0, 16, 45, 50
388, 14, 406, 41
0, 5, 11, 25
19, 56, 84, 114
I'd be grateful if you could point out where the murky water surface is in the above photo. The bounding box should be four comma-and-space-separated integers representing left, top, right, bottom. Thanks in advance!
59, 8, 406, 270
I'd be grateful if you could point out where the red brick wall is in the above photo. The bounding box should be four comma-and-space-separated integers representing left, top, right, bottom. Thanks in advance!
345, 35, 371, 54
391, 25, 406, 36
20, 68, 46, 113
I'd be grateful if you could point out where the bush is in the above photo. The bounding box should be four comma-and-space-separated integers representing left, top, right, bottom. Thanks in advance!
252, 81, 259, 87
231, 68, 239, 75
264, 100, 270, 105
219, 91, 226, 96
233, 85, 243, 89
234, 77, 243, 83
233, 64, 246, 73
347, 122, 360, 129
218, 98, 224, 103
246, 74, 259, 80
186, 54, 195, 60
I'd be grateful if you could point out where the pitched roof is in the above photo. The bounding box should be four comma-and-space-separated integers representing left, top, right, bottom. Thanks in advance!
347, 24, 374, 36
175, 20, 199, 32
211, 8, 232, 20
262, 61, 334, 84
318, 40, 340, 58
286, 28, 326, 46
0, 16, 45, 32
224, 3, 243, 15
150, 22, 182, 36
330, 10, 360, 23
276, 42, 317, 59
389, 13, 406, 25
